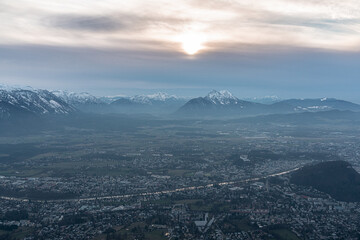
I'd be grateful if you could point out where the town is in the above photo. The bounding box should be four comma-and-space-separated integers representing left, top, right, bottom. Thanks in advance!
0, 121, 359, 239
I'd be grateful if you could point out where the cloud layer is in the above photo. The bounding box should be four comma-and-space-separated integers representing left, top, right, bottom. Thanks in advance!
1, 0, 360, 52
0, 0, 360, 101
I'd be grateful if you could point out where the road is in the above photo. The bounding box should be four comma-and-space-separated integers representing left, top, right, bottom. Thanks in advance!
0, 167, 300, 203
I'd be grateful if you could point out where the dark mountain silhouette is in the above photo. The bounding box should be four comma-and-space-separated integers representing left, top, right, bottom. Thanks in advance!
291, 161, 360, 202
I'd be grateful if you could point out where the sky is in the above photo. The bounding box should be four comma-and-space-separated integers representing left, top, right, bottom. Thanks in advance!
0, 0, 360, 101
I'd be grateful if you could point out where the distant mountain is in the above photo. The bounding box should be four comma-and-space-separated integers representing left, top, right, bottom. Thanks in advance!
0, 88, 75, 119
229, 110, 360, 130
176, 90, 360, 118
242, 96, 281, 104
110, 92, 188, 114
176, 90, 265, 117
0, 84, 35, 92
274, 98, 360, 112
111, 92, 185, 105
2, 85, 359, 118
291, 161, 360, 202
52, 90, 107, 113
100, 95, 127, 104
205, 90, 240, 105
52, 90, 104, 105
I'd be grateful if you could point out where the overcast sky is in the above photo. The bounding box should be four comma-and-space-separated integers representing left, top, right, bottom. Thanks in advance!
1, 0, 360, 101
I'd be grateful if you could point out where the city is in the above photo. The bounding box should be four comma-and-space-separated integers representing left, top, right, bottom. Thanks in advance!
0, 118, 359, 239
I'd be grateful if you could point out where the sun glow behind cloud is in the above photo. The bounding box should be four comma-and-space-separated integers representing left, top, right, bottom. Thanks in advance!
181, 34, 204, 55
1, 0, 360, 54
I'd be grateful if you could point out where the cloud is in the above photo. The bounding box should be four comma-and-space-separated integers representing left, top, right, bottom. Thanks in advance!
1, 43, 360, 96
0, 0, 359, 53
1, 0, 360, 101
46, 12, 191, 35
49, 15, 124, 32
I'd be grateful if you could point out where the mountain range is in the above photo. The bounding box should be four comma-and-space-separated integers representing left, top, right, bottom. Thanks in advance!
242, 96, 281, 104
176, 90, 266, 117
109, 93, 188, 114
1, 86, 360, 119
52, 90, 104, 105
0, 88, 75, 119
176, 90, 360, 118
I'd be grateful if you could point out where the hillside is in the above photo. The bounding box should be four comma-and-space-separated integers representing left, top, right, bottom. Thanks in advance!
291, 161, 360, 202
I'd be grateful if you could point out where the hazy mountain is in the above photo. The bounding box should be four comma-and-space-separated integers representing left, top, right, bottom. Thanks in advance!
0, 84, 34, 92
242, 96, 281, 104
110, 92, 188, 114
291, 161, 360, 202
273, 98, 360, 113
205, 90, 240, 105
52, 90, 104, 105
231, 110, 360, 127
0, 88, 75, 119
177, 90, 360, 118
100, 95, 127, 104
52, 90, 107, 113
2, 86, 360, 118
111, 92, 186, 105
176, 90, 266, 118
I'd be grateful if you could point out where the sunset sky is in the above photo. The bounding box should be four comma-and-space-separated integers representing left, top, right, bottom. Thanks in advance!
1, 0, 360, 100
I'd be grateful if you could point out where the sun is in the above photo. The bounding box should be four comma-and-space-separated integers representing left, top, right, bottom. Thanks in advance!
180, 34, 205, 55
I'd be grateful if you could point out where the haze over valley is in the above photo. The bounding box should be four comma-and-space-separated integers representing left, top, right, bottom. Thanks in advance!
1, 84, 360, 239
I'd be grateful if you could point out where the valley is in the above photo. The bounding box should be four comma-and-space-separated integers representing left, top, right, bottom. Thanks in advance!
1, 87, 360, 239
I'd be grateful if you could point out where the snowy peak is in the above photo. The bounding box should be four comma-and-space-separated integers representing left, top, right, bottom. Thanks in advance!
279, 98, 360, 112
243, 96, 281, 104
0, 88, 76, 118
52, 90, 104, 105
108, 92, 185, 106
176, 90, 259, 117
130, 92, 180, 104
0, 84, 34, 92
205, 90, 239, 105
145, 92, 178, 101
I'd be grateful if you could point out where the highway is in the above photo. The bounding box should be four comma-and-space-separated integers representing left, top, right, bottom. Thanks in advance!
0, 167, 300, 203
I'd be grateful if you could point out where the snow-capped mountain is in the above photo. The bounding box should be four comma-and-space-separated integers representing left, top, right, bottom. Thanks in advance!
130, 92, 180, 104
0, 84, 34, 92
243, 96, 281, 104
0, 88, 76, 119
110, 92, 188, 114
205, 90, 240, 105
52, 90, 104, 105
276, 98, 360, 112
111, 92, 184, 105
176, 90, 261, 117
2, 85, 359, 119
100, 95, 127, 104
176, 91, 360, 118
181, 90, 254, 108
51, 90, 110, 113
111, 92, 186, 106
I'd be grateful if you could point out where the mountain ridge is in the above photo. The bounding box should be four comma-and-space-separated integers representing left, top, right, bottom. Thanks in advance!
0, 88, 76, 119
176, 90, 360, 118
1, 86, 360, 118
